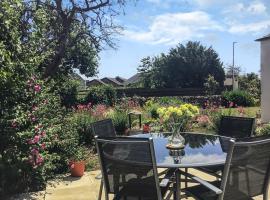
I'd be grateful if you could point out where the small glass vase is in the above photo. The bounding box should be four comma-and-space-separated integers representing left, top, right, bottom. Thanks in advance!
167, 132, 185, 149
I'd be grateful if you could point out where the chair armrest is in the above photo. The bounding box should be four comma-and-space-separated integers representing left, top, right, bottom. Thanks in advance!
95, 173, 102, 179
180, 169, 223, 195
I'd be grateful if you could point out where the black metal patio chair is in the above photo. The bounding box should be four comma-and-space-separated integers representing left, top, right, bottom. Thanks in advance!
95, 136, 175, 200
91, 119, 116, 200
196, 116, 256, 179
91, 118, 116, 137
183, 136, 270, 200
218, 116, 255, 138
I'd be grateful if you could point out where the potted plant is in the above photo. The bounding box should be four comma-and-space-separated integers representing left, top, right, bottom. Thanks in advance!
69, 146, 88, 177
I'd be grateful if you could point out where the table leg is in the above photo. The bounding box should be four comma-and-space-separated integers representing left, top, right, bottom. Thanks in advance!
174, 168, 181, 200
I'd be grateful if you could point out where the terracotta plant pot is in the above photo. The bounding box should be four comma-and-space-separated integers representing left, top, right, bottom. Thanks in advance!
143, 124, 151, 133
69, 161, 85, 177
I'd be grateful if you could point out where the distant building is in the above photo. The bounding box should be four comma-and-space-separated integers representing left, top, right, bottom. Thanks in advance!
115, 76, 127, 83
86, 76, 126, 88
224, 75, 239, 89
124, 73, 143, 86
86, 79, 107, 87
101, 77, 124, 87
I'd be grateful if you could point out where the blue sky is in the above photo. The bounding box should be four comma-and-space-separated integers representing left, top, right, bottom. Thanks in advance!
90, 0, 270, 79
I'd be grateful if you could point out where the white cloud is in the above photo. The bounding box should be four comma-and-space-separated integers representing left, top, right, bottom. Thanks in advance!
224, 1, 267, 16
124, 11, 223, 45
228, 20, 270, 34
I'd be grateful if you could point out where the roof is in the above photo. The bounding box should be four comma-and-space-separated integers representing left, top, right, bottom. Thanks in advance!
125, 73, 143, 85
101, 77, 124, 86
115, 76, 127, 83
255, 33, 270, 42
86, 79, 107, 85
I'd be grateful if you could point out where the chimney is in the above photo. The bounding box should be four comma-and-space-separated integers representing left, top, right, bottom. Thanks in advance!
256, 34, 270, 123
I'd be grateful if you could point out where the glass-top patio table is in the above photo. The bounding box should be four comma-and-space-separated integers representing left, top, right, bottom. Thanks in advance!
131, 132, 231, 200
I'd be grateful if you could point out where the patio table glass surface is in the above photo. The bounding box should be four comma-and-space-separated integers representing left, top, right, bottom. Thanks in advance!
132, 132, 230, 168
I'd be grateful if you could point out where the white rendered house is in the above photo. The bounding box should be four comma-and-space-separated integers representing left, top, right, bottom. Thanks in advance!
256, 34, 270, 123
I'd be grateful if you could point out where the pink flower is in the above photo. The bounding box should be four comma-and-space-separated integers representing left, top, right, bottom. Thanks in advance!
33, 135, 40, 143
41, 143, 46, 150
34, 84, 41, 92
229, 101, 234, 108
32, 106, 38, 111
11, 120, 17, 128
31, 148, 39, 155
41, 131, 46, 137
36, 155, 44, 165
27, 139, 34, 144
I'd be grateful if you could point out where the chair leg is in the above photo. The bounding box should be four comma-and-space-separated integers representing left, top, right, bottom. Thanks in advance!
98, 179, 103, 200
185, 168, 188, 189
263, 181, 269, 200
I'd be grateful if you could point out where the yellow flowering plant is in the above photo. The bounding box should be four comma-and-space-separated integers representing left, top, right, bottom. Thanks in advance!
157, 103, 199, 133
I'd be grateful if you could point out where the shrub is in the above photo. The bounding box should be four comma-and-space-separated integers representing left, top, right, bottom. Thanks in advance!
58, 79, 79, 108
256, 124, 270, 136
107, 109, 128, 135
222, 90, 255, 107
0, 78, 81, 197
84, 85, 116, 106
154, 97, 183, 106
144, 100, 160, 119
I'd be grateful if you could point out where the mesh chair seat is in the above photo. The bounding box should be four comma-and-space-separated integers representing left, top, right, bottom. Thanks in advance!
114, 176, 170, 200
185, 181, 254, 200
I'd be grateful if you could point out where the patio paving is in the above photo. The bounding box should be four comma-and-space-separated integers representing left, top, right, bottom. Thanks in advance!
10, 169, 266, 200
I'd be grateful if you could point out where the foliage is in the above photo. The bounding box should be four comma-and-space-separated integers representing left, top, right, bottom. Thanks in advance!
3, 0, 127, 78
157, 104, 199, 132
68, 146, 89, 162
0, 78, 81, 197
204, 75, 219, 95
204, 106, 255, 133
222, 90, 255, 107
153, 97, 183, 106
107, 109, 128, 135
239, 73, 261, 105
84, 85, 116, 106
138, 41, 225, 89
256, 124, 270, 136
58, 77, 80, 108
144, 100, 160, 119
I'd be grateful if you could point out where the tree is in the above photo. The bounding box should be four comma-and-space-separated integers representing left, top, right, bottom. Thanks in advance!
226, 65, 242, 77
3, 0, 127, 79
138, 41, 225, 89
239, 72, 261, 104
204, 75, 219, 95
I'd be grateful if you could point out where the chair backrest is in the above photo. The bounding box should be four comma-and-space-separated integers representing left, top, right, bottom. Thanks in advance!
218, 116, 255, 138
95, 137, 162, 200
91, 119, 116, 137
220, 137, 270, 200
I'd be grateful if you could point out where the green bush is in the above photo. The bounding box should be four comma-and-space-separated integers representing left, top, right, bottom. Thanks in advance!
58, 79, 79, 108
84, 85, 116, 106
256, 124, 270, 136
107, 109, 128, 135
222, 90, 255, 107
